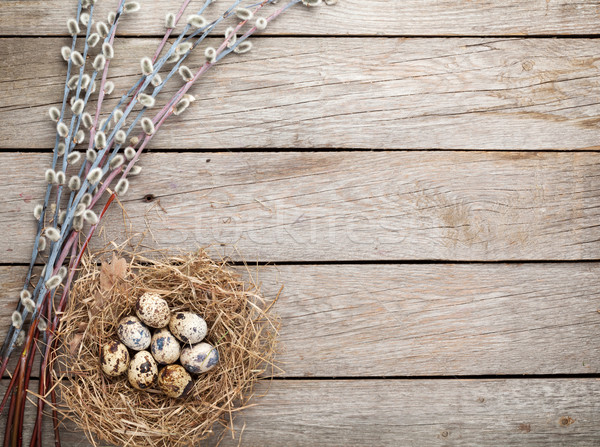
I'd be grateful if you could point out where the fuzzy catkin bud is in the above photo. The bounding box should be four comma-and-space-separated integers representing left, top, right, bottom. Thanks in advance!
124, 2, 141, 13
80, 12, 91, 25
130, 165, 142, 176
45, 275, 62, 290
73, 215, 84, 231
22, 298, 35, 313
138, 93, 155, 108
67, 151, 82, 164
173, 98, 190, 116
100, 118, 111, 132
235, 7, 253, 20
178, 65, 194, 82
83, 209, 99, 225
110, 154, 125, 170
86, 148, 97, 162
141, 117, 155, 135
74, 203, 86, 217
58, 210, 66, 225
124, 146, 136, 160
115, 130, 127, 144
102, 42, 114, 59
113, 108, 124, 123
67, 18, 80, 35
45, 227, 60, 242
60, 46, 72, 61
38, 236, 47, 251
95, 131, 106, 149
80, 74, 91, 89
57, 122, 69, 138
58, 266, 67, 279
255, 17, 268, 30
187, 14, 207, 28
176, 42, 193, 55
81, 193, 93, 207
184, 94, 196, 103
233, 41, 253, 54
49, 107, 61, 122
97, 21, 109, 38
165, 12, 176, 28
166, 53, 180, 64
68, 175, 81, 191
130, 136, 140, 146
75, 129, 85, 144
38, 319, 48, 332
55, 171, 66, 185
71, 99, 84, 115
71, 50, 84, 66
204, 47, 216, 63
20, 290, 31, 301
225, 27, 237, 47
108, 11, 116, 24
67, 75, 79, 90
11, 311, 22, 329
15, 331, 25, 347
104, 81, 115, 95
49, 203, 56, 214
45, 169, 56, 184
87, 167, 103, 184
115, 178, 129, 196
140, 57, 154, 76
87, 32, 100, 47
57, 142, 66, 156
302, 0, 322, 5
34, 204, 43, 220
151, 74, 162, 87
93, 54, 106, 71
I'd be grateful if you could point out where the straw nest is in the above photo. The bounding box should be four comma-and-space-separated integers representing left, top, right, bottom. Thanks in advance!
52, 249, 279, 447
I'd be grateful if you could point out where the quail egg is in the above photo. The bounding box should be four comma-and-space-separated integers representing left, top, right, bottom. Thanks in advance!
157, 364, 194, 398
180, 342, 219, 374
117, 315, 151, 351
150, 328, 181, 365
168, 312, 207, 344
135, 292, 171, 328
100, 340, 130, 377
128, 350, 158, 390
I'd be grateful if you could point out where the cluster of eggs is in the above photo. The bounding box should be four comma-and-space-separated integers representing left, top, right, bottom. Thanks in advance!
100, 292, 219, 398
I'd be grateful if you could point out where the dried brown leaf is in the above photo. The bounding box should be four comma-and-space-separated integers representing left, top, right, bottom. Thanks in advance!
99, 253, 128, 291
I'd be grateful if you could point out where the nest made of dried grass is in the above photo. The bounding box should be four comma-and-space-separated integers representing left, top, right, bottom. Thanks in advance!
52, 249, 279, 447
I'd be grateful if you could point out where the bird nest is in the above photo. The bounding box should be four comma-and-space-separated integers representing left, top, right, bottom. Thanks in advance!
52, 249, 279, 447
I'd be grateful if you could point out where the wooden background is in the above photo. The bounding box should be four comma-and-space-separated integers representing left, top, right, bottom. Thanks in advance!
1, 0, 600, 445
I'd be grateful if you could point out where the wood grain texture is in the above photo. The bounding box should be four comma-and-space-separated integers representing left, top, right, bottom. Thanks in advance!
3, 38, 600, 150
1, 152, 599, 262
1, 263, 599, 376
2, 379, 599, 446
2, 0, 600, 36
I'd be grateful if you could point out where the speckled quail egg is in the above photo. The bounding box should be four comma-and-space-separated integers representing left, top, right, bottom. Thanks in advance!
128, 350, 158, 390
135, 292, 171, 328
117, 315, 151, 351
168, 312, 207, 344
100, 340, 130, 377
150, 328, 181, 365
180, 342, 219, 374
157, 364, 194, 398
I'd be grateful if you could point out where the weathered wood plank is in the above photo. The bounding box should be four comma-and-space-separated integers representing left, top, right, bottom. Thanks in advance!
1, 263, 599, 376
1, 152, 599, 262
2, 0, 600, 36
2, 379, 600, 446
2, 38, 600, 150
